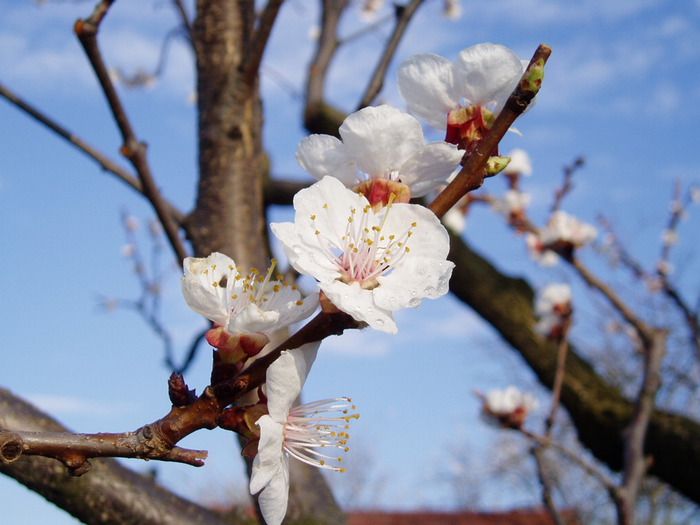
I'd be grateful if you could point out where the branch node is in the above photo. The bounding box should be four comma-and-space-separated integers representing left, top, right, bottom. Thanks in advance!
0, 431, 23, 463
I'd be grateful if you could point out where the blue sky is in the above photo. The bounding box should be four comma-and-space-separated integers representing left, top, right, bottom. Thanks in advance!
1, 0, 700, 523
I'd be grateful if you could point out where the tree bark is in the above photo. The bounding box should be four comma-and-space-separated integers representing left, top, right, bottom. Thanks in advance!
187, 2, 346, 523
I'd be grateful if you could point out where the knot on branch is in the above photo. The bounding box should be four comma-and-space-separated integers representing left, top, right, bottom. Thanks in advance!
0, 431, 23, 464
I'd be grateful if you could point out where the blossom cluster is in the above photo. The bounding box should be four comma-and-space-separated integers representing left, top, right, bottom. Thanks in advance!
535, 283, 573, 340
178, 42, 539, 525
481, 386, 539, 429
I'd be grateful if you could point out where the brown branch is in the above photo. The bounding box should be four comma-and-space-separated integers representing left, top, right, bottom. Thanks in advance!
356, 0, 426, 110
530, 446, 566, 525
304, 0, 349, 136
569, 257, 653, 345
522, 429, 617, 492
75, 3, 189, 264
0, 81, 184, 226
544, 323, 572, 436
171, 0, 194, 45
614, 328, 667, 525
429, 44, 552, 218
243, 0, 285, 85
0, 388, 243, 525
0, 429, 207, 474
215, 310, 360, 401
551, 156, 585, 213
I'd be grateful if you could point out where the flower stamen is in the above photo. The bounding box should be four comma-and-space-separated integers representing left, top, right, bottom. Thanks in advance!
284, 397, 360, 472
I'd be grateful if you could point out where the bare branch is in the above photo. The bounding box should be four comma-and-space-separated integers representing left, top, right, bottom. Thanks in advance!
544, 323, 572, 436
551, 156, 585, 213
304, 0, 350, 136
531, 446, 566, 525
171, 0, 194, 45
356, 0, 426, 110
0, 82, 184, 226
614, 328, 667, 525
0, 429, 207, 473
75, 3, 189, 264
0, 388, 239, 525
243, 0, 285, 85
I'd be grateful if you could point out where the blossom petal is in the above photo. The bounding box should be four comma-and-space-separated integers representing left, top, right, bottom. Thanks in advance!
250, 415, 285, 494
381, 202, 451, 259
454, 43, 524, 110
266, 342, 320, 422
374, 256, 454, 311
398, 53, 459, 129
339, 105, 424, 177
271, 221, 341, 284
181, 252, 235, 326
272, 177, 366, 283
256, 457, 291, 525
228, 304, 280, 334
322, 280, 397, 334
398, 142, 462, 197
296, 134, 357, 187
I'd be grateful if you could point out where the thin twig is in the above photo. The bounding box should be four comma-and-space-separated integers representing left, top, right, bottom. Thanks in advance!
75, 2, 189, 264
521, 429, 618, 492
356, 0, 426, 110
304, 0, 349, 133
531, 445, 566, 525
243, 0, 285, 86
0, 82, 184, 226
171, 0, 194, 45
569, 258, 652, 345
0, 428, 207, 475
544, 322, 572, 436
614, 328, 666, 525
551, 156, 585, 213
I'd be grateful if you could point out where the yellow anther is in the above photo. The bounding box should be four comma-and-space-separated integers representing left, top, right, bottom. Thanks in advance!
296, 300, 304, 306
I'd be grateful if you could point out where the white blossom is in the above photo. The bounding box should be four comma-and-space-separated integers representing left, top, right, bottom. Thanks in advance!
491, 190, 531, 217
535, 283, 572, 338
482, 386, 538, 429
502, 148, 533, 176
398, 43, 526, 130
296, 105, 462, 198
250, 342, 358, 525
527, 211, 597, 265
271, 177, 454, 334
181, 252, 318, 335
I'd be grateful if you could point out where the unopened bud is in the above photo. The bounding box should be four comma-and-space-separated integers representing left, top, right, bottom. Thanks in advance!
486, 156, 510, 176
168, 373, 196, 407
521, 58, 545, 94
354, 179, 411, 211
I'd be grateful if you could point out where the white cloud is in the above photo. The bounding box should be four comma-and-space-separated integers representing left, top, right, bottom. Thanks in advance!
26, 393, 136, 418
